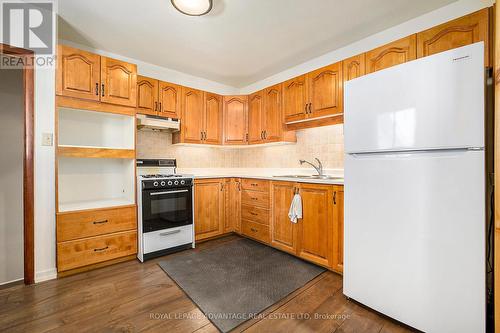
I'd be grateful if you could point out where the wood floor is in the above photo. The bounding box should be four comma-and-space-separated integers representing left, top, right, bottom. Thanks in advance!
0, 235, 415, 333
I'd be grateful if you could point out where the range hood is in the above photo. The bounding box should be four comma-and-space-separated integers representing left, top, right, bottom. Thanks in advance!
136, 114, 180, 132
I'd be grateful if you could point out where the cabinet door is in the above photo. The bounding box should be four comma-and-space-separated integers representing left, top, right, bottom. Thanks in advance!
263, 84, 283, 142
307, 62, 343, 119
343, 54, 365, 82
204, 93, 223, 145
136, 76, 158, 116
100, 57, 137, 107
365, 35, 417, 74
332, 186, 344, 273
56, 45, 100, 101
417, 8, 489, 66
271, 181, 298, 254
223, 96, 248, 145
247, 91, 264, 144
181, 87, 204, 143
297, 183, 333, 268
282, 75, 308, 123
224, 178, 241, 233
195, 179, 224, 241
158, 81, 181, 119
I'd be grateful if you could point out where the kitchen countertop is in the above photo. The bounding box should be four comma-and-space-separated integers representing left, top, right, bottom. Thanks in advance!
177, 168, 344, 185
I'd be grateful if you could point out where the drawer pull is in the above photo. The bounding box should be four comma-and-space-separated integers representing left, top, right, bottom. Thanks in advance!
250, 212, 258, 216
159, 230, 181, 236
250, 228, 258, 232
93, 219, 108, 225
251, 197, 258, 200
93, 246, 109, 252
251, 183, 258, 186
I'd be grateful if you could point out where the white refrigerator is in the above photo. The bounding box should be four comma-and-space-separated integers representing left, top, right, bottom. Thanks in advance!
343, 42, 485, 333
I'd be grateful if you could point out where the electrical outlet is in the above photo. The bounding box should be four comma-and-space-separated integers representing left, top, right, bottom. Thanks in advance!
41, 133, 53, 146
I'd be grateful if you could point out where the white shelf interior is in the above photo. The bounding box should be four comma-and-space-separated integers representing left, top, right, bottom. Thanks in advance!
58, 107, 135, 149
58, 157, 135, 212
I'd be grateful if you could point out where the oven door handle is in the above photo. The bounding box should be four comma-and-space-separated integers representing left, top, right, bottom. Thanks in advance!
150, 189, 189, 196
159, 230, 181, 236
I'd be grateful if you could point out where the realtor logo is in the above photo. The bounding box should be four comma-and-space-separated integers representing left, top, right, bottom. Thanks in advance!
1, 0, 54, 54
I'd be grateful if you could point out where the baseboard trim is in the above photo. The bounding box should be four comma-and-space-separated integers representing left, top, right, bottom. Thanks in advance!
35, 268, 57, 283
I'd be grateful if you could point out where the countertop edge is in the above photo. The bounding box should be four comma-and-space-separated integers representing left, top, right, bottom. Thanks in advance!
191, 175, 344, 185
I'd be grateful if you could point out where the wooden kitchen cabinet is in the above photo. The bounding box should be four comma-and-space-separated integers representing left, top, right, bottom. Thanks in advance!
56, 45, 101, 101
271, 181, 298, 254
223, 96, 248, 145
179, 87, 204, 143
194, 179, 225, 241
332, 186, 344, 273
136, 76, 158, 116
283, 74, 308, 123
100, 56, 137, 107
204, 93, 223, 145
343, 54, 366, 82
417, 8, 489, 66
263, 84, 285, 142
224, 178, 241, 233
248, 91, 265, 144
365, 35, 417, 74
57, 45, 137, 107
158, 81, 181, 118
307, 62, 343, 119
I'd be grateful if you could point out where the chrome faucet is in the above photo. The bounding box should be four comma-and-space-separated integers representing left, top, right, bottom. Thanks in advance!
299, 158, 323, 176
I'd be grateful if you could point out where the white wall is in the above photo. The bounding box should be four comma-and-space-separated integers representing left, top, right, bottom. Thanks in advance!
0, 67, 24, 285
0, 0, 490, 283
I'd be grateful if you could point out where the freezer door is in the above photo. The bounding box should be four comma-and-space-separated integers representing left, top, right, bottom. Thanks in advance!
344, 150, 485, 333
344, 42, 484, 153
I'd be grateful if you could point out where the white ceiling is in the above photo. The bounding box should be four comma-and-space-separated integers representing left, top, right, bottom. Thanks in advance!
58, 0, 457, 88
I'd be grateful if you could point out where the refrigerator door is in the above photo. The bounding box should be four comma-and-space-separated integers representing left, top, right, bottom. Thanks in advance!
344, 150, 485, 333
344, 42, 484, 154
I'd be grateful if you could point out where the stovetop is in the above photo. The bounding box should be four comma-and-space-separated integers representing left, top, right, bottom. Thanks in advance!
140, 174, 185, 179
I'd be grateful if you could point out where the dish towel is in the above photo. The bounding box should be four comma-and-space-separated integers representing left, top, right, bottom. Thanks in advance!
288, 193, 302, 223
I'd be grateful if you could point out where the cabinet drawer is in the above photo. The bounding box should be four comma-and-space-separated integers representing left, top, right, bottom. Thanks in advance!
241, 179, 270, 192
57, 206, 137, 242
241, 190, 269, 208
143, 225, 193, 254
241, 204, 269, 225
242, 220, 270, 244
57, 231, 137, 272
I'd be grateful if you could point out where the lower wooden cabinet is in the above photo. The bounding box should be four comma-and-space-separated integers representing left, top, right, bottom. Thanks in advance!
270, 181, 297, 254
194, 178, 225, 241
224, 178, 241, 233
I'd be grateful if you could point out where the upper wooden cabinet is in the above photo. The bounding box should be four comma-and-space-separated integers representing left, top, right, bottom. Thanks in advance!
56, 45, 101, 102
223, 96, 248, 145
248, 91, 265, 144
194, 179, 224, 241
136, 76, 158, 116
100, 57, 137, 107
283, 62, 343, 124
263, 84, 289, 142
203, 93, 223, 145
179, 87, 204, 143
343, 54, 365, 82
282, 74, 308, 123
136, 76, 181, 118
365, 35, 417, 74
158, 82, 181, 118
57, 45, 137, 107
417, 8, 489, 66
307, 62, 343, 119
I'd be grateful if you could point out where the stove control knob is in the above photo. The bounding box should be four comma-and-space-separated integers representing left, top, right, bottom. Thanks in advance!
174, 180, 179, 185
153, 181, 159, 187
167, 181, 173, 186
160, 181, 166, 186
180, 180, 185, 185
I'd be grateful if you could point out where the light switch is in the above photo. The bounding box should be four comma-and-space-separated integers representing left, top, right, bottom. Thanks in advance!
41, 133, 53, 146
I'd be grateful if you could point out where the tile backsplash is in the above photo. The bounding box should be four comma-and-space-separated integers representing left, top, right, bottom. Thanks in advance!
136, 124, 344, 169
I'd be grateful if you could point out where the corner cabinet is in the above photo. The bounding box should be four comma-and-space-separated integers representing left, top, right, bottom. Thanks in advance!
223, 96, 248, 145
57, 45, 137, 107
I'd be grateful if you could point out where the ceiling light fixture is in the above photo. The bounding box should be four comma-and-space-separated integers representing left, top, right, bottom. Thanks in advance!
171, 0, 213, 16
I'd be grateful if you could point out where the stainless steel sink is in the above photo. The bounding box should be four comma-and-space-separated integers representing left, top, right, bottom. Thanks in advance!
273, 175, 344, 180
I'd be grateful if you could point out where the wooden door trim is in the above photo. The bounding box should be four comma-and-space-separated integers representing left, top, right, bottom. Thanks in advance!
0, 43, 35, 284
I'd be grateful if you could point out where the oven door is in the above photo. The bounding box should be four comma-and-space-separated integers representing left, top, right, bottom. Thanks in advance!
141, 186, 193, 233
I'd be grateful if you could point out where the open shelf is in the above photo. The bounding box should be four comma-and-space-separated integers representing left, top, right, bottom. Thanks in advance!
58, 107, 135, 149
57, 157, 135, 213
58, 146, 135, 159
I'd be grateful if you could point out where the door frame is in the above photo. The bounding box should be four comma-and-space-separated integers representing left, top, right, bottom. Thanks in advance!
0, 43, 35, 284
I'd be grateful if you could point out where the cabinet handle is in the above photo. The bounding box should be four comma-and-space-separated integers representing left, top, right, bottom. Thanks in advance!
250, 212, 258, 216
264, 130, 267, 139
251, 197, 258, 200
251, 183, 258, 186
304, 104, 308, 114
308, 103, 312, 114
221, 184, 224, 191
101, 84, 105, 97
250, 228, 258, 232
155, 102, 158, 111
237, 182, 241, 191
333, 191, 337, 205
159, 102, 162, 112
201, 131, 203, 140
203, 132, 207, 140
93, 219, 108, 225
94, 246, 109, 252
95, 83, 99, 96
246, 133, 249, 142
